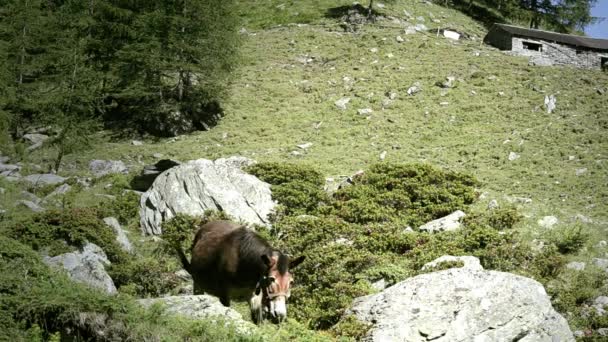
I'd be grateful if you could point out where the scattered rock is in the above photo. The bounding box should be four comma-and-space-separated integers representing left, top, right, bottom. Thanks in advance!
23, 133, 49, 145
357, 108, 373, 116
592, 258, 608, 272
46, 184, 72, 198
404, 27, 417, 35
538, 216, 559, 229
44, 243, 117, 294
566, 262, 585, 271
335, 97, 351, 110
21, 191, 41, 203
422, 255, 483, 271
396, 35, 404, 42
488, 199, 499, 210
153, 153, 164, 159
140, 157, 275, 235
103, 217, 133, 253
297, 142, 313, 149
544, 94, 557, 114
505, 196, 532, 204
89, 160, 128, 178
593, 296, 608, 316
379, 151, 387, 160
138, 295, 253, 333
17, 200, 45, 212
597, 88, 605, 95
324, 170, 364, 195
0, 163, 20, 173
370, 47, 378, 53
575, 168, 587, 176
508, 152, 520, 161
419, 210, 466, 233
440, 101, 449, 106
132, 140, 143, 146
573, 331, 585, 338
407, 82, 421, 95
24, 173, 67, 186
346, 268, 574, 342
131, 159, 180, 192
572, 214, 592, 223
436, 76, 456, 88
175, 269, 192, 281
443, 30, 460, 40
598, 328, 608, 336
415, 23, 428, 31
598, 241, 607, 248
372, 279, 386, 291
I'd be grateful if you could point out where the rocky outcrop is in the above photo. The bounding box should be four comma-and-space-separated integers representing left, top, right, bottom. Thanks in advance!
43, 243, 117, 294
24, 173, 67, 186
347, 257, 574, 342
103, 217, 133, 253
138, 295, 253, 333
418, 210, 466, 233
139, 157, 275, 235
130, 159, 180, 191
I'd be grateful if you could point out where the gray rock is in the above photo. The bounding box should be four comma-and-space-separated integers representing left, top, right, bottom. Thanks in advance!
538, 216, 559, 229
436, 76, 456, 88
24, 173, 67, 186
103, 217, 133, 253
598, 240, 607, 248
46, 184, 72, 198
575, 168, 588, 176
396, 35, 404, 42
508, 151, 520, 161
544, 94, 557, 114
0, 156, 9, 164
297, 142, 313, 149
347, 268, 574, 342
598, 328, 608, 336
0, 163, 20, 173
138, 295, 253, 333
419, 210, 466, 233
175, 269, 192, 281
573, 330, 585, 338
488, 199, 499, 210
324, 170, 364, 195
335, 97, 351, 110
592, 258, 608, 271
505, 196, 532, 204
573, 214, 592, 223
132, 140, 143, 146
140, 157, 275, 235
17, 200, 45, 212
593, 296, 608, 316
89, 160, 128, 178
405, 27, 417, 35
357, 108, 373, 116
379, 151, 387, 160
153, 153, 164, 159
44, 243, 116, 294
23, 133, 49, 145
21, 191, 41, 203
422, 255, 483, 271
372, 279, 387, 291
407, 82, 421, 95
566, 262, 586, 271
415, 23, 428, 31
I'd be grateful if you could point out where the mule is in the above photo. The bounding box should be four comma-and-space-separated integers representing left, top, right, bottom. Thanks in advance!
175, 220, 305, 323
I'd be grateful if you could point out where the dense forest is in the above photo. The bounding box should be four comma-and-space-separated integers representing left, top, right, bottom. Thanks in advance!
0, 0, 239, 159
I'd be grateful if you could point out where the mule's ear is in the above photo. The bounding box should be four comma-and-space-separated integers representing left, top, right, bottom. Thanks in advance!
289, 255, 305, 269
261, 254, 272, 267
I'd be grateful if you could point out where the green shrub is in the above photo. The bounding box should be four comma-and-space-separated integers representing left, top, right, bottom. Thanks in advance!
110, 256, 181, 297
330, 163, 479, 227
98, 191, 141, 226
2, 208, 128, 263
548, 224, 590, 254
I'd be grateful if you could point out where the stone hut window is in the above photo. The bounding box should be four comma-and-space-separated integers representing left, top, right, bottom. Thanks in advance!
522, 41, 542, 52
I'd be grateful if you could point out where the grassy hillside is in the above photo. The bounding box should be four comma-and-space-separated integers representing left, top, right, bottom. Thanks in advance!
1, 0, 607, 339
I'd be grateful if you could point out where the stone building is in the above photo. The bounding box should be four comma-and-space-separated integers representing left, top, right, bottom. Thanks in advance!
484, 23, 608, 70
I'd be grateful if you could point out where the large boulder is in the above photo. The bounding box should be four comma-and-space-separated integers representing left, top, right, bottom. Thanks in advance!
138, 295, 253, 333
24, 173, 67, 186
347, 258, 574, 342
139, 157, 275, 235
418, 210, 466, 233
43, 243, 117, 294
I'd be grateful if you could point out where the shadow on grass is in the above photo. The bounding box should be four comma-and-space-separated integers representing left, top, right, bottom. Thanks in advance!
440, 0, 507, 29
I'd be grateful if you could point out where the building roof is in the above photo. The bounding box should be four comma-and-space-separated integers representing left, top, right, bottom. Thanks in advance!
492, 23, 608, 50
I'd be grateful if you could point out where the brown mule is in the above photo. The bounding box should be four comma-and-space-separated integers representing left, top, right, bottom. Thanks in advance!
175, 220, 305, 323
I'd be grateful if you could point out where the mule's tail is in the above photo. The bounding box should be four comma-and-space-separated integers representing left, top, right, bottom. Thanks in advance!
174, 244, 192, 274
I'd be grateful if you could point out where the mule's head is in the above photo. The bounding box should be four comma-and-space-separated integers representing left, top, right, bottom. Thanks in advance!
255, 251, 305, 322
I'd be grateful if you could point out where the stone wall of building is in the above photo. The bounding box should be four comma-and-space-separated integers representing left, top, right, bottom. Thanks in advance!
510, 36, 605, 69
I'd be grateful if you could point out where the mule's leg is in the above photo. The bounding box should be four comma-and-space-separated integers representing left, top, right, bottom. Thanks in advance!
219, 294, 231, 307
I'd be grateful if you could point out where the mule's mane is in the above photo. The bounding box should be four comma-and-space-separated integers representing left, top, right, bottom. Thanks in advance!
235, 226, 290, 275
